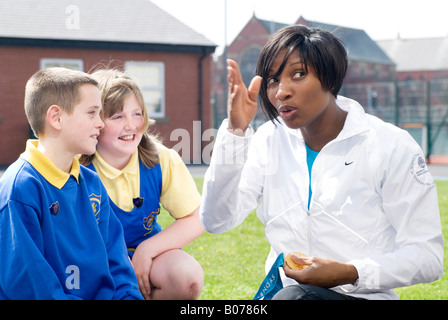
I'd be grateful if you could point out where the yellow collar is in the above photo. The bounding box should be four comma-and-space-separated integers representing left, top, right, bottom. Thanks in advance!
20, 140, 80, 189
91, 150, 139, 180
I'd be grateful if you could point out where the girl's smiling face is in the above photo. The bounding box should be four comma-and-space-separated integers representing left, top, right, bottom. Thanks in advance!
96, 93, 144, 169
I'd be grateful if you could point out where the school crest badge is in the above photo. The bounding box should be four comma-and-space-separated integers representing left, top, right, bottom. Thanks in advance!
89, 193, 101, 223
143, 208, 160, 235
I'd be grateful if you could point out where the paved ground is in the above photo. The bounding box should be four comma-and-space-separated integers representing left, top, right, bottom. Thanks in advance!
427, 165, 448, 180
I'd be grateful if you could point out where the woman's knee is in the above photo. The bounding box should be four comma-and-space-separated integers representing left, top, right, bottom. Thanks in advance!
272, 285, 311, 300
272, 284, 361, 300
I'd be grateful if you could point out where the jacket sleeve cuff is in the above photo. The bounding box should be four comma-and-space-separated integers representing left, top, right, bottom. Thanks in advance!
339, 258, 380, 293
221, 119, 254, 138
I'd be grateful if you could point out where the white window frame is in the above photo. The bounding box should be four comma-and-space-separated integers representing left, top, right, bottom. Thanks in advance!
125, 61, 166, 119
40, 58, 84, 71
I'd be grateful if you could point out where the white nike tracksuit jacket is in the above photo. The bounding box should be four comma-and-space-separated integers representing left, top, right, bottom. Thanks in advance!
200, 96, 443, 300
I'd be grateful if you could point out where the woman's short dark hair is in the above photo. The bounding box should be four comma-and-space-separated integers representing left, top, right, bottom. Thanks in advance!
256, 24, 348, 122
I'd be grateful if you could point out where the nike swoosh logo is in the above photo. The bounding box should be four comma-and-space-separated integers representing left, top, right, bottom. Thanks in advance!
345, 161, 354, 166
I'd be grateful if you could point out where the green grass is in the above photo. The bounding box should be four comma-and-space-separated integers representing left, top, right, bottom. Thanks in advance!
158, 178, 448, 300
395, 180, 448, 300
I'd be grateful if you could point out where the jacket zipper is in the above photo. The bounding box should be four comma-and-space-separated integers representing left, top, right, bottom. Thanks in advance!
306, 210, 312, 255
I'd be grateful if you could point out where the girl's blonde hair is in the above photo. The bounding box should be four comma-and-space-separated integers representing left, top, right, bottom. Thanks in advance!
79, 69, 159, 168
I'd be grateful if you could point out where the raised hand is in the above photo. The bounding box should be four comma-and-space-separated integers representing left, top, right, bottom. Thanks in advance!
226, 59, 262, 135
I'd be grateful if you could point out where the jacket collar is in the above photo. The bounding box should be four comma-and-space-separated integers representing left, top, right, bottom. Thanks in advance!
333, 96, 370, 141
282, 95, 370, 143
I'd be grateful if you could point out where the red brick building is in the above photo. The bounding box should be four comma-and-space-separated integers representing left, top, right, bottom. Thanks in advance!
213, 15, 395, 126
0, 0, 216, 166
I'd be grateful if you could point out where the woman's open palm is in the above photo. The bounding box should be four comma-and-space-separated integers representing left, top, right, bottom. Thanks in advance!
227, 59, 262, 134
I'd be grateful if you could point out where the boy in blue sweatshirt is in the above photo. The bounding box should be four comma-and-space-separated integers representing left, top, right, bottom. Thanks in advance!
0, 68, 143, 300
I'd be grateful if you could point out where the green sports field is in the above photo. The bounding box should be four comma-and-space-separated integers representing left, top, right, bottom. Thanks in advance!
159, 179, 448, 300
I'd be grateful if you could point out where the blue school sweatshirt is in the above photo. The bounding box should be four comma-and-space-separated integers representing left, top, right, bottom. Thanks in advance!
0, 140, 143, 300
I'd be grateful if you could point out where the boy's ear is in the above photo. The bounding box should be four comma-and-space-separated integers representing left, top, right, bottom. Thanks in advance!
46, 105, 63, 131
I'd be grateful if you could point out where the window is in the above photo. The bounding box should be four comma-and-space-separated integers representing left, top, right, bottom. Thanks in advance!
40, 58, 83, 71
125, 61, 165, 118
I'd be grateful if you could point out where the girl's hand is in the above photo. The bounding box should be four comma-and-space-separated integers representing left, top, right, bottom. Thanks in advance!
283, 254, 359, 288
132, 241, 154, 300
227, 59, 262, 135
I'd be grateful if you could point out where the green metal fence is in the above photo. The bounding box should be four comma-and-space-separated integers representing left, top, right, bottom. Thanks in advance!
342, 79, 448, 162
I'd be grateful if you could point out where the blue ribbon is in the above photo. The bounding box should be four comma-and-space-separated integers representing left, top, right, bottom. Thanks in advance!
253, 253, 284, 300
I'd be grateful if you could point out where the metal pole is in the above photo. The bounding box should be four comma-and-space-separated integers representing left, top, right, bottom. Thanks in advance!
223, 0, 228, 110
394, 81, 399, 126
426, 80, 432, 162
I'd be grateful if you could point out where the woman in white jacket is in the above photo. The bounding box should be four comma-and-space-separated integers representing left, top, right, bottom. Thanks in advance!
200, 25, 443, 300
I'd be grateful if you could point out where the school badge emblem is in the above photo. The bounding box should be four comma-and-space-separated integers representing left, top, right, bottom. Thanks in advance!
143, 208, 160, 235
89, 193, 101, 222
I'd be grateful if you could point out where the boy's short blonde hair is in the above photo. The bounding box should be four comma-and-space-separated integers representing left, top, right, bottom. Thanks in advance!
24, 67, 98, 137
